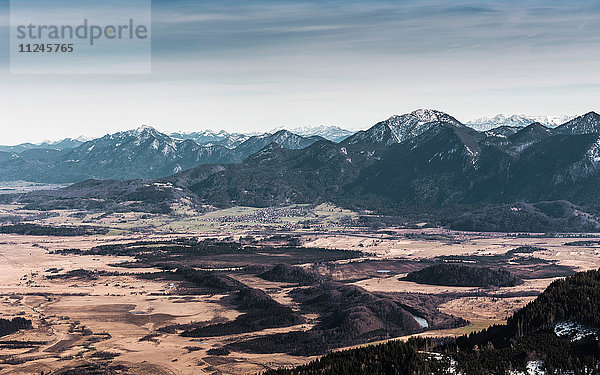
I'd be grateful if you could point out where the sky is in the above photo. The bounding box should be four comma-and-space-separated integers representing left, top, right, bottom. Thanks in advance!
1, 0, 600, 144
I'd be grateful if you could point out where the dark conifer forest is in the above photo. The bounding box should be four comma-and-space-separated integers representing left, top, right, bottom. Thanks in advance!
265, 269, 600, 374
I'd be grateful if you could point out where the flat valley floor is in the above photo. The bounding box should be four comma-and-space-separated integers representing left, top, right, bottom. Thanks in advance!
0, 203, 599, 374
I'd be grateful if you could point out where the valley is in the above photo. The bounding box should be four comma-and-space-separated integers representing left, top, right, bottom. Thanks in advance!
0, 202, 597, 374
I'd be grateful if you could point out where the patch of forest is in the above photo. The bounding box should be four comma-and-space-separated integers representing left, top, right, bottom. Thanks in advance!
182, 286, 304, 337
564, 240, 600, 246
55, 237, 363, 269
263, 337, 449, 375
402, 264, 523, 288
45, 269, 121, 281
464, 268, 600, 345
0, 317, 32, 337
258, 263, 324, 285
52, 361, 130, 375
382, 292, 474, 330
320, 259, 428, 282
452, 330, 599, 374
504, 245, 544, 256
0, 223, 108, 236
433, 247, 575, 279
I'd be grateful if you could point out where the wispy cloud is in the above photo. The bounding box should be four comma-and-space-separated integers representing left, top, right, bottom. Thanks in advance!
145, 0, 600, 58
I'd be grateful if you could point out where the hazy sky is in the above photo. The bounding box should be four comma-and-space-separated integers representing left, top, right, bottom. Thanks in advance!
1, 0, 600, 144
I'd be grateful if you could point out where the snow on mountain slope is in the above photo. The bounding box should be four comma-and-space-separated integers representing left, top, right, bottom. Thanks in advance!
171, 126, 353, 147
343, 109, 463, 146
0, 137, 90, 153
234, 130, 323, 159
555, 112, 600, 135
55, 126, 241, 180
169, 130, 251, 149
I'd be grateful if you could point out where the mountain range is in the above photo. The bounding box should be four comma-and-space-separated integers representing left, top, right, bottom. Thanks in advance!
4, 109, 600, 230
2, 114, 584, 184
170, 126, 353, 147
0, 127, 326, 182
2, 116, 579, 157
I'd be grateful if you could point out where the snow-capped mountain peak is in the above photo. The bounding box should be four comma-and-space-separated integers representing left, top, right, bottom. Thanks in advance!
134, 125, 157, 134
343, 109, 463, 146
410, 108, 448, 123
75, 135, 93, 142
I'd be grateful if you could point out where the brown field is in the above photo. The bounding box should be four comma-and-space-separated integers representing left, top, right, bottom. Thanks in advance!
0, 203, 599, 374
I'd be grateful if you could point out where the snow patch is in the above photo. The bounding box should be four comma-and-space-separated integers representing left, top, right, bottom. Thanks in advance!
587, 137, 600, 163
510, 361, 545, 375
554, 321, 599, 341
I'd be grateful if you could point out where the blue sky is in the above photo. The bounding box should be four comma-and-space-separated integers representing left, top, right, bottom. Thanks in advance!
1, 0, 600, 143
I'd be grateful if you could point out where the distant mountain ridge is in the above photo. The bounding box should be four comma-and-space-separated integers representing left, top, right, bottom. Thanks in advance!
284, 125, 354, 143
0, 126, 323, 182
1, 126, 353, 155
0, 137, 90, 153
168, 125, 353, 148
234, 130, 324, 160
168, 130, 252, 149
467, 114, 575, 131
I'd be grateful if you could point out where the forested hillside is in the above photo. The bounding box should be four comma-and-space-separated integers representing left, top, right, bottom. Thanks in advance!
266, 269, 600, 374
